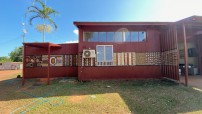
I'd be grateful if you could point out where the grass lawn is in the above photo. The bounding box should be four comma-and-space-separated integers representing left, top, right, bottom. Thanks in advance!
1, 71, 202, 114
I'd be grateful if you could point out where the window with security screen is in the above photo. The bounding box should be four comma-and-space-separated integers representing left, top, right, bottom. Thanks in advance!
96, 45, 113, 66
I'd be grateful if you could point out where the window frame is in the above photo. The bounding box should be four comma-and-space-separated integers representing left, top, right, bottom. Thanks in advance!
83, 31, 147, 42
96, 45, 113, 62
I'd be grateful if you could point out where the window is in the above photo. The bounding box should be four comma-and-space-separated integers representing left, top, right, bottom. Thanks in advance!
139, 31, 146, 41
83, 32, 98, 42
83, 31, 146, 42
107, 32, 114, 42
115, 32, 122, 42
131, 31, 147, 42
123, 32, 130, 42
131, 32, 138, 42
99, 32, 107, 42
96, 45, 113, 62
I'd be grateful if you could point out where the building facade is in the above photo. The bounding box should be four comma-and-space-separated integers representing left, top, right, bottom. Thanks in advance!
23, 16, 202, 85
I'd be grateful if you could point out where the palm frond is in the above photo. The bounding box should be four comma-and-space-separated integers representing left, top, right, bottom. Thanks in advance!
29, 15, 40, 25
27, 9, 38, 14
34, 0, 46, 10
47, 17, 57, 30
46, 8, 59, 16
27, 6, 40, 12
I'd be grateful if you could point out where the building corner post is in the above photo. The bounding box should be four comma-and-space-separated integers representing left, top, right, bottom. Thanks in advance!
22, 44, 26, 86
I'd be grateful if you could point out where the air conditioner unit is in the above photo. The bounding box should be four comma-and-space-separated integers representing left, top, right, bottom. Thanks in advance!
83, 49, 96, 58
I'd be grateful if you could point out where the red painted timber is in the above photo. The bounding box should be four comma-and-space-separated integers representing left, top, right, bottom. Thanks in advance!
24, 43, 78, 79
78, 66, 161, 81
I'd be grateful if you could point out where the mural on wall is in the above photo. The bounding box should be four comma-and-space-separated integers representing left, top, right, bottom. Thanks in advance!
42, 55, 48, 67
25, 56, 42, 67
50, 55, 64, 66
25, 52, 164, 68
25, 54, 78, 67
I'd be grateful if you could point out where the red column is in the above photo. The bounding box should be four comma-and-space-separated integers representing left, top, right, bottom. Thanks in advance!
47, 45, 50, 85
22, 44, 26, 86
174, 25, 180, 81
182, 23, 188, 86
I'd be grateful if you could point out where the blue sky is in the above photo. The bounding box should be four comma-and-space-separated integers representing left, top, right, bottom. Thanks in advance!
0, 0, 202, 56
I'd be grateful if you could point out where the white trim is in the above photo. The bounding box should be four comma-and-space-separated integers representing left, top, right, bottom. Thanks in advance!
96, 45, 113, 66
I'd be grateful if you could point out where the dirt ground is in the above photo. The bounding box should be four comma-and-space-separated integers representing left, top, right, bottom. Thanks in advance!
0, 70, 22, 80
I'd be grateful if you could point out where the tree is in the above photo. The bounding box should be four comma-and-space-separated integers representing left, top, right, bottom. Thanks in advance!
0, 56, 11, 63
27, 0, 58, 42
9, 46, 23, 62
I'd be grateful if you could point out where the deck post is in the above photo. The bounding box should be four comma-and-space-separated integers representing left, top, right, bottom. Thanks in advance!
22, 44, 26, 86
47, 45, 50, 85
182, 23, 188, 86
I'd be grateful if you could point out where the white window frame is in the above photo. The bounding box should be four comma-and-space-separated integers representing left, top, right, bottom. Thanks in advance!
96, 45, 113, 66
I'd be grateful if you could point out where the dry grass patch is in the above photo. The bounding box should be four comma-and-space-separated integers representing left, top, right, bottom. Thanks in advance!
1, 70, 202, 114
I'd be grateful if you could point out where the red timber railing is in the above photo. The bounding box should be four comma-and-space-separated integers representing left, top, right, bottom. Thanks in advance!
160, 25, 179, 81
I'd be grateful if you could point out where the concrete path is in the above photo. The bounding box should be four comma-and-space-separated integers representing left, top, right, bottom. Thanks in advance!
180, 76, 202, 89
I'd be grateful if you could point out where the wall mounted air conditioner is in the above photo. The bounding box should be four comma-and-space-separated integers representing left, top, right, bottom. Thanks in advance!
83, 49, 96, 58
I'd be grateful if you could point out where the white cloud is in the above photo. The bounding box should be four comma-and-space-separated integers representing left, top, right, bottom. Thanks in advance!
65, 40, 78, 43
73, 29, 78, 35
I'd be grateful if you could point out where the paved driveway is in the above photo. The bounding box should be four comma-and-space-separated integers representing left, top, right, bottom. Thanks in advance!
180, 76, 202, 89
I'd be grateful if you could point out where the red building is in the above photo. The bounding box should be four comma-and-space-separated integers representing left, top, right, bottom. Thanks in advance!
23, 16, 202, 85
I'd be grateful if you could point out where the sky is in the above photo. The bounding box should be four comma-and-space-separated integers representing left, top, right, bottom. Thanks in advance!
0, 0, 202, 56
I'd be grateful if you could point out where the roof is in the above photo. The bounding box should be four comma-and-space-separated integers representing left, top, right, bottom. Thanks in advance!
177, 15, 202, 23
74, 22, 172, 27
74, 16, 202, 28
23, 42, 61, 48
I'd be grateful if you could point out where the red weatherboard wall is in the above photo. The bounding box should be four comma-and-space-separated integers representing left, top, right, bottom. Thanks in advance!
78, 66, 161, 81
78, 25, 162, 80
24, 43, 78, 79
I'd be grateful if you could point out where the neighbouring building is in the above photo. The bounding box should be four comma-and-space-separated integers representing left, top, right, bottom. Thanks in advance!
0, 62, 23, 70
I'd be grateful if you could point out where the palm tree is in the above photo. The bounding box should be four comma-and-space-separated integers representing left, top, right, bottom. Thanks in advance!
27, 0, 58, 42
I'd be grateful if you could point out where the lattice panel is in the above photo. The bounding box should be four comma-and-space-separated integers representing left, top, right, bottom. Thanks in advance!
146, 52, 161, 65
162, 49, 178, 66
136, 53, 146, 65
78, 53, 82, 66
82, 58, 96, 66
64, 55, 78, 66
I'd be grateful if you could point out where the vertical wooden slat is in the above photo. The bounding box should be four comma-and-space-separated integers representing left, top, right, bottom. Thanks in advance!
166, 31, 169, 78
172, 27, 176, 80
182, 23, 188, 86
170, 28, 174, 79
160, 33, 163, 78
168, 29, 171, 79
162, 32, 165, 77
174, 26, 179, 81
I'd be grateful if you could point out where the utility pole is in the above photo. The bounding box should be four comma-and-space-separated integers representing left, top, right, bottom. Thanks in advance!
22, 22, 27, 43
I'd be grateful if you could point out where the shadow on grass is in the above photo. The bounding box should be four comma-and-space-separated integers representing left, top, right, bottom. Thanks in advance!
1, 78, 202, 114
